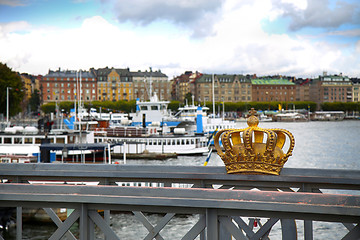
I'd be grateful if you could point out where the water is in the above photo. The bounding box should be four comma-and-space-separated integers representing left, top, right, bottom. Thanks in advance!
3, 120, 360, 239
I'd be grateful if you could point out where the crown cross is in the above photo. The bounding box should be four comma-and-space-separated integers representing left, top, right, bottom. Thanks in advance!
214, 109, 295, 175
249, 108, 257, 116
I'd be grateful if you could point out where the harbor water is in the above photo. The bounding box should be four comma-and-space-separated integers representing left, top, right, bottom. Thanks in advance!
3, 120, 360, 239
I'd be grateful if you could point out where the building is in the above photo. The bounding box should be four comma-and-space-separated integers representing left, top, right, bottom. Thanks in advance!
172, 71, 193, 101
251, 78, 296, 102
309, 72, 352, 106
41, 68, 97, 103
92, 67, 112, 101
295, 78, 311, 102
95, 68, 133, 101
351, 78, 360, 102
20, 73, 33, 102
194, 74, 252, 103
132, 68, 170, 101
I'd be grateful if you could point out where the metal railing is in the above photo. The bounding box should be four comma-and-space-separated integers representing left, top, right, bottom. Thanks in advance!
0, 163, 360, 240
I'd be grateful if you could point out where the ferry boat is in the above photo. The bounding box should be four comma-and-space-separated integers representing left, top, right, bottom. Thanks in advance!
93, 126, 209, 156
129, 93, 181, 128
176, 106, 237, 135
272, 112, 308, 122
0, 123, 112, 163
311, 111, 345, 121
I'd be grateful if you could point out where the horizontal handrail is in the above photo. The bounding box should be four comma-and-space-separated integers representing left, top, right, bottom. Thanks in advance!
0, 183, 359, 223
1, 163, 360, 191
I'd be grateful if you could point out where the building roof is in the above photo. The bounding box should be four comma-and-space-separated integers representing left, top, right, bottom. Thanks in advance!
131, 70, 168, 78
45, 69, 95, 78
251, 79, 295, 85
196, 74, 250, 83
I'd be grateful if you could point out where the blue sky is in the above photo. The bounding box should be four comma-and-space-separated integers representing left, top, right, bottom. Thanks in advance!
0, 0, 359, 78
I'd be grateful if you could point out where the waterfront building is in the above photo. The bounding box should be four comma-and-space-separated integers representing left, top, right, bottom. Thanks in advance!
41, 68, 97, 103
95, 68, 132, 101
294, 78, 311, 102
251, 78, 295, 102
131, 68, 170, 101
309, 72, 352, 106
20, 73, 33, 102
172, 71, 195, 101
351, 78, 360, 102
194, 74, 252, 103
92, 67, 112, 101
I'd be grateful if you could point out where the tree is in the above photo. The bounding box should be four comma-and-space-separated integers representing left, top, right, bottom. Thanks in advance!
184, 92, 193, 105
29, 89, 41, 112
0, 63, 24, 118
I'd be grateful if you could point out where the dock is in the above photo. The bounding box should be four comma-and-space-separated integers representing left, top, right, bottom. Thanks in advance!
0, 163, 359, 240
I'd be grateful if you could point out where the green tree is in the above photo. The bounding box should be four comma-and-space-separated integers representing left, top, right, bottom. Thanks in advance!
29, 89, 41, 112
0, 63, 24, 118
184, 92, 193, 105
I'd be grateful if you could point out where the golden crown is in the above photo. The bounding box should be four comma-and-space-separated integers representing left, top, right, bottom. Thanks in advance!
214, 108, 295, 175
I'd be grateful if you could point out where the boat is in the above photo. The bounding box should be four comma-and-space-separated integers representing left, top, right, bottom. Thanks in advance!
272, 112, 308, 122
174, 96, 237, 135
129, 93, 181, 128
311, 111, 345, 121
93, 126, 209, 156
0, 122, 113, 163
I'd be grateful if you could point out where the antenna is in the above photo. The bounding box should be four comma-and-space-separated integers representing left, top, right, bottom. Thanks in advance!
212, 74, 215, 118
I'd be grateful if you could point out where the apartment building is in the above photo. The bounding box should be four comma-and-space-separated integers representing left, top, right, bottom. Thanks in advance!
194, 74, 252, 103
132, 69, 170, 101
41, 68, 97, 103
351, 78, 360, 102
309, 72, 352, 105
251, 79, 296, 102
95, 68, 133, 101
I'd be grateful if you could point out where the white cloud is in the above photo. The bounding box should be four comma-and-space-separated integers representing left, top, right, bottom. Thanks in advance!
0, 0, 359, 78
0, 0, 28, 7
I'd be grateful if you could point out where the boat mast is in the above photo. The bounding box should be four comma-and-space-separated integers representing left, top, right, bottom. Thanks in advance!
74, 71, 77, 124
212, 74, 215, 118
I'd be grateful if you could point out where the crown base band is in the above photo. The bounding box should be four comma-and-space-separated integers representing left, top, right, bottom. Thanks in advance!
225, 162, 282, 175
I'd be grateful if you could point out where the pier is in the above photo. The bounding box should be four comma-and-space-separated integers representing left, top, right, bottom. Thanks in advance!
0, 163, 359, 239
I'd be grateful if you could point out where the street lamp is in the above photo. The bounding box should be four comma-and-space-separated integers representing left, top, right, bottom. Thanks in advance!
6, 87, 12, 125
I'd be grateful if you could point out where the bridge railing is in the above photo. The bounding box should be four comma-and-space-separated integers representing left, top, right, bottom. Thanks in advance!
0, 163, 359, 240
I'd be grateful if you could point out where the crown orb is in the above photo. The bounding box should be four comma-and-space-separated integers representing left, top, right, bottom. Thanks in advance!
213, 109, 295, 175
247, 108, 259, 127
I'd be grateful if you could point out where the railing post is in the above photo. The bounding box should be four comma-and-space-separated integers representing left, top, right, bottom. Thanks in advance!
206, 209, 218, 240
16, 207, 22, 240
104, 210, 110, 240
80, 204, 88, 240
302, 183, 314, 240
304, 221, 313, 240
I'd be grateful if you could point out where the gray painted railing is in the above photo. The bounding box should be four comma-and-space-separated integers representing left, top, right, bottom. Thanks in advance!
0, 163, 359, 240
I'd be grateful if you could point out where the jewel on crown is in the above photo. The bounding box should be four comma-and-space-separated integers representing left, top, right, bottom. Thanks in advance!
214, 108, 295, 175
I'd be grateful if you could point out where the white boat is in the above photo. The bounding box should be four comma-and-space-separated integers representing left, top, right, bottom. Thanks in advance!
175, 99, 237, 134
273, 112, 308, 122
311, 111, 345, 121
94, 126, 209, 156
129, 93, 181, 128
0, 124, 112, 163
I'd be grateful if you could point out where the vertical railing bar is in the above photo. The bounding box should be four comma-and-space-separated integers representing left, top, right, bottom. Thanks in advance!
206, 209, 218, 240
16, 206, 22, 240
104, 210, 111, 240
89, 215, 95, 240
80, 204, 88, 240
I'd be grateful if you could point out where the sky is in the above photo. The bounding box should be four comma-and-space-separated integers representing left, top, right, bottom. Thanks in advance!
0, 0, 359, 79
